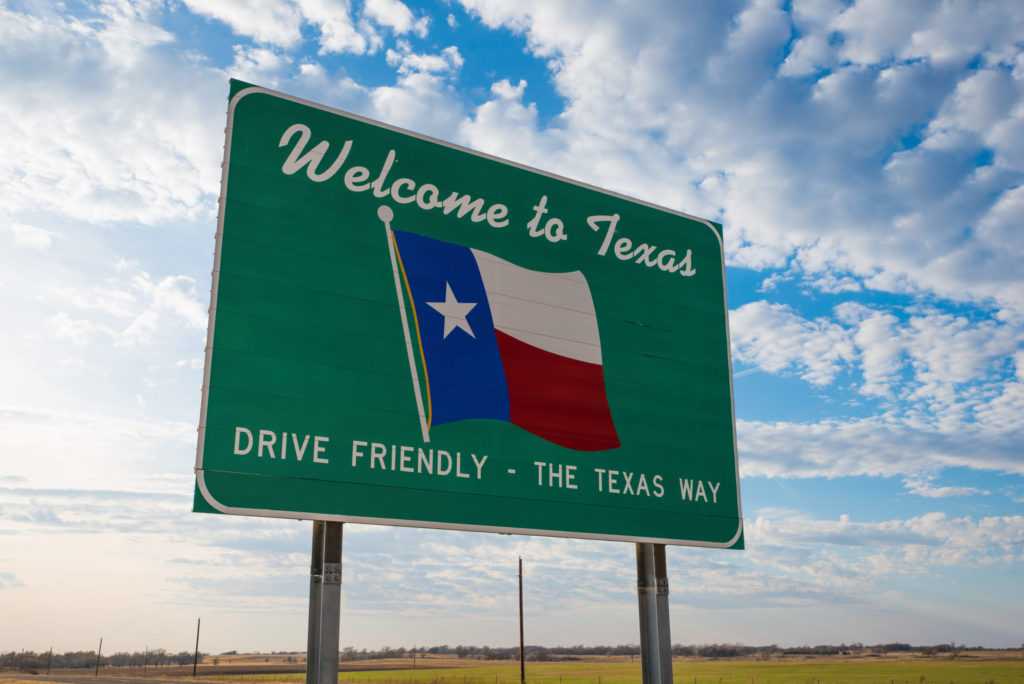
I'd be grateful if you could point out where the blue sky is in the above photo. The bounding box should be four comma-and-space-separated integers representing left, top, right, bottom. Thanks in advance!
1, 0, 1022, 653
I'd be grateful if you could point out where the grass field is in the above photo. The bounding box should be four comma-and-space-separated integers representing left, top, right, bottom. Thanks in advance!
211, 657, 1024, 684
4, 655, 1022, 684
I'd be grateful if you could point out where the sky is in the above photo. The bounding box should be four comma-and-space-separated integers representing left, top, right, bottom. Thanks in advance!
1, 0, 1023, 654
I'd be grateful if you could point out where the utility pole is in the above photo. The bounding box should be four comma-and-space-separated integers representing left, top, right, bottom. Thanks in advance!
143, 646, 148, 671
517, 556, 525, 684
95, 638, 103, 677
46, 647, 52, 674
193, 617, 202, 677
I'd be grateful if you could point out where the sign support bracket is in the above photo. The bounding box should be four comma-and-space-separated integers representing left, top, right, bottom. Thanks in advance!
636, 543, 673, 684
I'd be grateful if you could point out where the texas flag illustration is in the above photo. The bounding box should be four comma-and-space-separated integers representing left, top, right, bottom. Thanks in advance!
381, 207, 619, 452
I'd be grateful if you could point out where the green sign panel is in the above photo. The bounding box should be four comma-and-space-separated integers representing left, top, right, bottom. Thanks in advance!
194, 80, 743, 548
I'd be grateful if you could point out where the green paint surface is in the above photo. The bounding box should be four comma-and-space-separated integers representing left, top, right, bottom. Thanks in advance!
194, 80, 742, 547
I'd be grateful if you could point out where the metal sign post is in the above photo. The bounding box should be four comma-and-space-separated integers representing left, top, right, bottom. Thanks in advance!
318, 522, 343, 684
636, 543, 672, 684
306, 521, 342, 684
305, 521, 325, 684
654, 547, 673, 680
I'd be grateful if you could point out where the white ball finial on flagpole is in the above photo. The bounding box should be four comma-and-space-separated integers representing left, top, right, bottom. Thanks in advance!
377, 205, 394, 226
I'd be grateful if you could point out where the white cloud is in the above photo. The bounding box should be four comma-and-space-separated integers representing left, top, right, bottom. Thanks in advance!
730, 301, 856, 385
729, 297, 1022, 478
49, 312, 116, 347
229, 44, 292, 85
903, 476, 989, 498
975, 185, 1024, 265
835, 303, 903, 397
46, 260, 207, 349
385, 42, 463, 75
0, 407, 196, 490
93, 0, 176, 67
180, 0, 303, 48
749, 509, 1024, 568
735, 300, 1023, 418
459, 79, 557, 170
8, 223, 53, 250
296, 0, 372, 55
118, 272, 207, 346
933, 68, 1020, 134
0, 0, 448, 231
780, 0, 844, 77
974, 380, 1024, 435
52, 282, 138, 319
829, 0, 932, 65
0, 3, 224, 225
738, 411, 1023, 479
367, 45, 467, 138
902, 312, 1021, 396
363, 0, 429, 38
181, 0, 399, 55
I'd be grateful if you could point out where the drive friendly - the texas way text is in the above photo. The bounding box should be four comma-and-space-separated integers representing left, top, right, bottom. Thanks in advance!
231, 427, 724, 504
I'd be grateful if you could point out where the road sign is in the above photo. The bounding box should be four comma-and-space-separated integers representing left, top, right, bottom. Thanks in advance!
193, 79, 744, 548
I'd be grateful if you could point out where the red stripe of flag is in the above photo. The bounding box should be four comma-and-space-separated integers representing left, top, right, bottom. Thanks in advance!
494, 330, 620, 452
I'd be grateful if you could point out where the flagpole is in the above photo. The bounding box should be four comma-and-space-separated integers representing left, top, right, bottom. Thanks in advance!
380, 204, 430, 443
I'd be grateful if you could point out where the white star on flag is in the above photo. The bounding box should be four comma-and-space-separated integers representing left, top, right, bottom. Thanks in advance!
427, 282, 477, 339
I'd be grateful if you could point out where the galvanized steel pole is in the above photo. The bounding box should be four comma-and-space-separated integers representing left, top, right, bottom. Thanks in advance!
306, 521, 325, 684
318, 521, 343, 684
636, 543, 672, 684
654, 545, 673, 681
